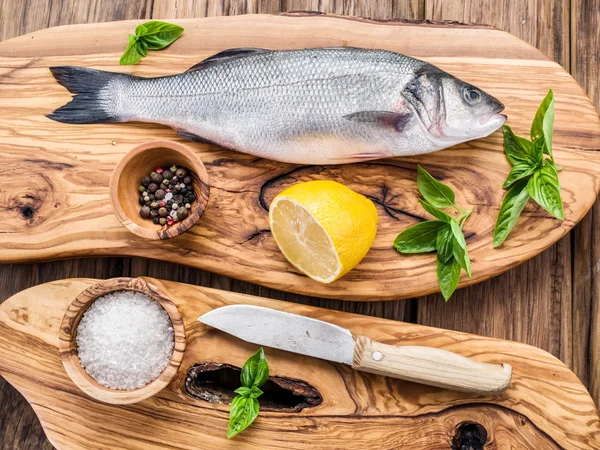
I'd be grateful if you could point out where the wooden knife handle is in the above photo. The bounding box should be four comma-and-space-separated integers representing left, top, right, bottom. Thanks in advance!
352, 336, 512, 395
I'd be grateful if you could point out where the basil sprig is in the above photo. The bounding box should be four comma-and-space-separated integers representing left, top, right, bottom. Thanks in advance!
493, 90, 563, 247
227, 348, 269, 439
394, 166, 473, 301
120, 21, 184, 65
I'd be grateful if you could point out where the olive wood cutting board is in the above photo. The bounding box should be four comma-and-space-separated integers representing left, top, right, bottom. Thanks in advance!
0, 277, 599, 449
1, 15, 600, 301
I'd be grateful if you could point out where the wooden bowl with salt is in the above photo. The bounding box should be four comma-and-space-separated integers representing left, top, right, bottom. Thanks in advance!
58, 277, 187, 405
110, 140, 210, 240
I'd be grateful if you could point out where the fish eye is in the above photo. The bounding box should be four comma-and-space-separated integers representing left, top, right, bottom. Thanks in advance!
463, 86, 482, 105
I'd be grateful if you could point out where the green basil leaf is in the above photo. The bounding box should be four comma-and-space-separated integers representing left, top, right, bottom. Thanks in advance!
436, 255, 461, 301
527, 161, 564, 219
137, 39, 148, 57
502, 162, 538, 189
234, 386, 252, 396
531, 89, 554, 156
135, 24, 147, 35
393, 220, 446, 254
119, 34, 143, 65
502, 125, 539, 167
416, 165, 455, 208
136, 20, 184, 50
436, 225, 454, 263
449, 220, 467, 250
419, 199, 452, 222
452, 243, 471, 278
249, 386, 263, 399
227, 395, 260, 439
240, 347, 269, 388
449, 220, 471, 277
493, 178, 531, 247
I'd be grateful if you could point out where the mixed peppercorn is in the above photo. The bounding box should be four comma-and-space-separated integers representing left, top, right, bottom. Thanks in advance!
138, 165, 196, 226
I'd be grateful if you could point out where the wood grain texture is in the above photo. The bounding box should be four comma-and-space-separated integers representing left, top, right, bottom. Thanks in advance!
571, 0, 600, 412
0, 16, 599, 302
1, 278, 599, 449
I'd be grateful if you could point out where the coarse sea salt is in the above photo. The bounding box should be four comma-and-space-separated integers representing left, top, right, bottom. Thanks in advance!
76, 291, 174, 390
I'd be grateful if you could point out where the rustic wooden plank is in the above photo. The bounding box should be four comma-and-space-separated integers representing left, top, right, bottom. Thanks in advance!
418, 0, 582, 401
152, 0, 280, 17
279, 0, 424, 19
0, 0, 152, 41
424, 0, 570, 67
1, 278, 599, 449
571, 0, 600, 407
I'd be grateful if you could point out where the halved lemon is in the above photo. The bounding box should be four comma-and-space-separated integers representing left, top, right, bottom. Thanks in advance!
269, 180, 378, 283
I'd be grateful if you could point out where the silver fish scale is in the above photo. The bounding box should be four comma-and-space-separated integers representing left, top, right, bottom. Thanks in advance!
108, 48, 433, 163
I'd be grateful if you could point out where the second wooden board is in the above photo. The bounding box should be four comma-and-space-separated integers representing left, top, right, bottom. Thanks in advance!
0, 14, 599, 300
1, 277, 599, 449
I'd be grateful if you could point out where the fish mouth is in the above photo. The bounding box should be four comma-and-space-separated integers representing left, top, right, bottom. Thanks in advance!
480, 112, 507, 130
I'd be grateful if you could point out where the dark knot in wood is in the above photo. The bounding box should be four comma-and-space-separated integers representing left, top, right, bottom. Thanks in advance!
452, 421, 488, 450
20, 205, 35, 219
184, 362, 322, 412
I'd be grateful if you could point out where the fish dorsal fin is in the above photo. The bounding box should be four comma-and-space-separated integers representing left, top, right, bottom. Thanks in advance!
186, 48, 269, 72
343, 111, 412, 133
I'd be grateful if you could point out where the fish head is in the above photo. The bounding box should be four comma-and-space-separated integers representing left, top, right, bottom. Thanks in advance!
403, 64, 506, 148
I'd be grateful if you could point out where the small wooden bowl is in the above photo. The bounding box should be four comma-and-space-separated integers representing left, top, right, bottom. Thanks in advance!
58, 277, 186, 405
110, 140, 210, 240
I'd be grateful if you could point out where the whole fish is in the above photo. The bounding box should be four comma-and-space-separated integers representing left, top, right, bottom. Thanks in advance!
48, 47, 506, 164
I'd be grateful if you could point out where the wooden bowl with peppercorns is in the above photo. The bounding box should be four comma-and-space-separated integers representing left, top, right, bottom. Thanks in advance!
110, 140, 210, 240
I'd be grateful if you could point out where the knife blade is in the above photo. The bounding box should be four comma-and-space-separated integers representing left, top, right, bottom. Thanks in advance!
199, 305, 512, 395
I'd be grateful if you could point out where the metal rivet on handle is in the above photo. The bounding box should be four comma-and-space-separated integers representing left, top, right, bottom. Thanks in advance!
372, 351, 384, 361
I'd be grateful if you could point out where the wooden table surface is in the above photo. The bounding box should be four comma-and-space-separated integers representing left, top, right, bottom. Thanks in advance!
0, 1, 598, 449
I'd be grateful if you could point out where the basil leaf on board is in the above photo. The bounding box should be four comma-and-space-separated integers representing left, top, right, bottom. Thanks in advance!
416, 165, 455, 208
227, 395, 260, 439
234, 386, 252, 396
502, 162, 539, 189
502, 125, 538, 167
493, 178, 531, 247
249, 386, 263, 399
436, 225, 454, 263
135, 23, 147, 35
419, 199, 452, 222
240, 347, 269, 388
119, 34, 143, 65
530, 89, 554, 156
138, 39, 148, 57
393, 220, 446, 254
449, 220, 471, 277
135, 20, 185, 50
436, 255, 462, 301
526, 161, 564, 219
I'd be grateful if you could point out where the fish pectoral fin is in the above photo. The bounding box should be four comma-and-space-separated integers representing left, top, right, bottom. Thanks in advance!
343, 111, 411, 133
176, 130, 217, 145
186, 48, 269, 72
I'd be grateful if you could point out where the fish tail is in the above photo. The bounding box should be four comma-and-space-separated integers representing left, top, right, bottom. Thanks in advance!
47, 66, 134, 124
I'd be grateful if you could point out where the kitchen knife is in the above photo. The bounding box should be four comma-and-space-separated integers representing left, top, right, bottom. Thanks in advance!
198, 305, 512, 395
